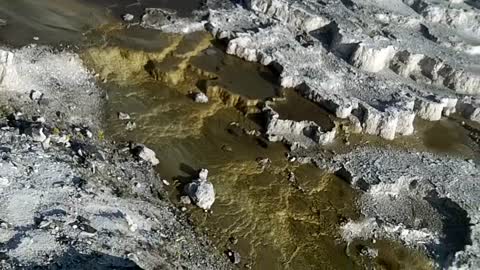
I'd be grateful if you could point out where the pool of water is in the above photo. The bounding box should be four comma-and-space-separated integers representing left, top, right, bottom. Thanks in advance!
190, 43, 281, 100
272, 89, 335, 129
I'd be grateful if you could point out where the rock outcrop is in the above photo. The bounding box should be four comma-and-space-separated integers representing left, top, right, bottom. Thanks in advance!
185, 169, 216, 210
264, 106, 336, 147
458, 97, 480, 122
204, 0, 480, 140
330, 147, 480, 269
131, 144, 160, 166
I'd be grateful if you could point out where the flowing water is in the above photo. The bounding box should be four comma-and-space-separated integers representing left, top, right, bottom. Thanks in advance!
2, 1, 476, 269
90, 28, 435, 269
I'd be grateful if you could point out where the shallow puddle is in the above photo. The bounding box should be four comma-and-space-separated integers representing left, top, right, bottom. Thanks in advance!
272, 89, 335, 129
420, 119, 475, 155
190, 44, 280, 100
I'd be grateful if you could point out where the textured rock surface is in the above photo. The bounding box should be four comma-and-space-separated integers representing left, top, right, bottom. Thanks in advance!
328, 147, 480, 269
0, 46, 230, 269
264, 106, 336, 147
132, 144, 160, 166
0, 46, 103, 128
186, 169, 216, 210
202, 0, 480, 141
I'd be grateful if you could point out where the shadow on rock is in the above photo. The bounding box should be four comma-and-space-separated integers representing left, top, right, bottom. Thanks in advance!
425, 191, 472, 268
14, 247, 142, 270
174, 162, 199, 199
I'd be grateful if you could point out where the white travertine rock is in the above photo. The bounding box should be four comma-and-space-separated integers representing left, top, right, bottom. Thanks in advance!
264, 106, 336, 147
350, 44, 397, 73
406, 0, 480, 36
439, 96, 458, 116
226, 37, 259, 62
0, 49, 14, 86
358, 99, 415, 140
378, 111, 399, 140
32, 127, 47, 143
193, 92, 209, 103
445, 70, 480, 95
458, 97, 480, 123
186, 169, 215, 210
348, 115, 363, 133
361, 104, 382, 135
394, 108, 416, 136
123, 13, 134, 22
133, 144, 160, 166
245, 0, 329, 32
299, 88, 356, 119
198, 168, 209, 181
392, 52, 480, 95
207, 0, 480, 143
391, 51, 425, 77
204, 1, 480, 267
414, 97, 444, 121
390, 92, 416, 136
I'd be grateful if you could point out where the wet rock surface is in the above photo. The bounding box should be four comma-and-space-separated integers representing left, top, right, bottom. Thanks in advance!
0, 113, 230, 270
167, 0, 480, 268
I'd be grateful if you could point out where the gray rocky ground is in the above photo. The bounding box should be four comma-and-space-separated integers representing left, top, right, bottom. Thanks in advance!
0, 45, 231, 269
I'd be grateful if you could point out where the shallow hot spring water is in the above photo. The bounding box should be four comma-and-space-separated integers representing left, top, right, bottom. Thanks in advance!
96, 28, 434, 269
0, 1, 454, 267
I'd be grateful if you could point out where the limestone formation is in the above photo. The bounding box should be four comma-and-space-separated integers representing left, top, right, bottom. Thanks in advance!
264, 106, 336, 147
186, 169, 215, 210
350, 44, 397, 73
458, 97, 480, 123
415, 97, 444, 121
132, 144, 160, 166
204, 0, 480, 142
193, 92, 209, 103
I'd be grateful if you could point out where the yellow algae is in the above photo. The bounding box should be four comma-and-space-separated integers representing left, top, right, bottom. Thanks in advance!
83, 38, 182, 83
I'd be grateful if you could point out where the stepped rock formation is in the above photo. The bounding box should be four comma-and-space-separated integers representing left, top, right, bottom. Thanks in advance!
202, 0, 480, 141
264, 105, 336, 148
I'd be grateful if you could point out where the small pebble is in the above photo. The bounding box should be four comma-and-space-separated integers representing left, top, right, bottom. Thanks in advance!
126, 121, 137, 131
30, 90, 43, 101
118, 112, 131, 120
123, 13, 134, 22
226, 250, 241, 264
180, 196, 191, 205
193, 92, 209, 103
228, 236, 238, 245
